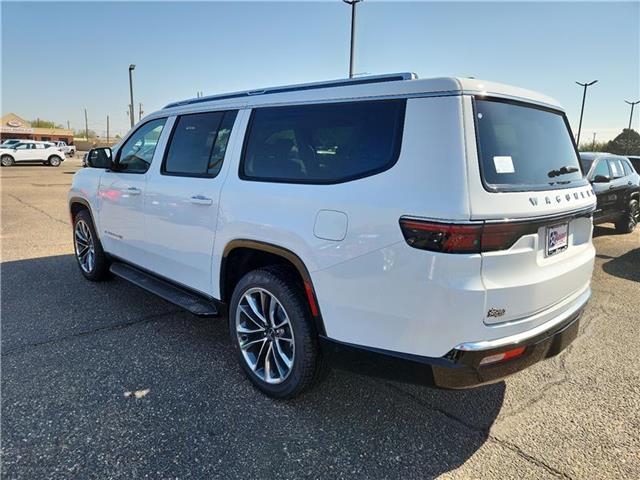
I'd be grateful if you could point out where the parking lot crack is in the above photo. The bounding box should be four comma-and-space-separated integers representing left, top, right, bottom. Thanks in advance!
6, 193, 68, 226
385, 382, 574, 479
1, 310, 181, 357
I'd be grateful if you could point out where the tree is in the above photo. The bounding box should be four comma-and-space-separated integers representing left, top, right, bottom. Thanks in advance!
606, 129, 640, 156
73, 129, 97, 139
579, 140, 609, 152
30, 119, 64, 129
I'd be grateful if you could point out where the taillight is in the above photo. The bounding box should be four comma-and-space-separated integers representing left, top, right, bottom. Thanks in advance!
399, 218, 539, 254
399, 219, 482, 253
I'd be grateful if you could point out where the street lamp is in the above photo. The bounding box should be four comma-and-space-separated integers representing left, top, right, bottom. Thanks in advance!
624, 99, 640, 154
128, 64, 136, 129
575, 79, 598, 148
343, 0, 363, 78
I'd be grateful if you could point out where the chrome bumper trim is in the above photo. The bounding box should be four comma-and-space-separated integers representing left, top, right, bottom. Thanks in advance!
455, 288, 591, 352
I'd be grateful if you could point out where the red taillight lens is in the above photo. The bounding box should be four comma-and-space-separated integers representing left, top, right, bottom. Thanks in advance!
399, 219, 482, 254
480, 222, 537, 252
400, 218, 539, 254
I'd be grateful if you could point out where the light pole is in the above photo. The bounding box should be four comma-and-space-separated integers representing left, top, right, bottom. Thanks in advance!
575, 80, 598, 148
128, 64, 136, 128
624, 100, 640, 154
343, 0, 363, 78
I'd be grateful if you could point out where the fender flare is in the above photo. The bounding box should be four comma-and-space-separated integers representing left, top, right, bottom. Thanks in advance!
221, 239, 326, 336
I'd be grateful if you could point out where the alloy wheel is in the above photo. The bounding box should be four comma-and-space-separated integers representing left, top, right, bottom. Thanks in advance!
235, 287, 295, 384
74, 219, 95, 273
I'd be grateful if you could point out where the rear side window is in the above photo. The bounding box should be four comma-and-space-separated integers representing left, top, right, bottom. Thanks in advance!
622, 159, 634, 176
608, 159, 624, 178
475, 99, 585, 191
241, 99, 406, 184
163, 110, 237, 177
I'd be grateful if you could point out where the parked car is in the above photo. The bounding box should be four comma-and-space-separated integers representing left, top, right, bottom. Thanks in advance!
50, 141, 76, 157
579, 152, 640, 233
627, 155, 640, 174
0, 141, 65, 166
70, 73, 596, 398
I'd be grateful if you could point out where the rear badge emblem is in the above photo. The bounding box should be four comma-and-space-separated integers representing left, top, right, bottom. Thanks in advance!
487, 308, 506, 318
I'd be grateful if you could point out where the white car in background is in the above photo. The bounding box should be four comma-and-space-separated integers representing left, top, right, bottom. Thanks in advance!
0, 141, 65, 167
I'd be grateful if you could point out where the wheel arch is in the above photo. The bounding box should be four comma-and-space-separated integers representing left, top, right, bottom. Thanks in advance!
220, 240, 326, 336
69, 197, 98, 232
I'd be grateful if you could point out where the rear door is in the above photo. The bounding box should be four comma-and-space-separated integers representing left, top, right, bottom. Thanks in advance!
143, 109, 240, 294
607, 158, 628, 214
465, 96, 595, 326
589, 158, 616, 218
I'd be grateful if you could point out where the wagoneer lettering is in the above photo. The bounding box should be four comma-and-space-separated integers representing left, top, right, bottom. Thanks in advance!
69, 73, 596, 398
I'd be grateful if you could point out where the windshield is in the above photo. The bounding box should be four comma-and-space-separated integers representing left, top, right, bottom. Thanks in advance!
475, 98, 585, 191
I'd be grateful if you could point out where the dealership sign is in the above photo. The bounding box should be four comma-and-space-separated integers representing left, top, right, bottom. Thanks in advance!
1, 119, 34, 134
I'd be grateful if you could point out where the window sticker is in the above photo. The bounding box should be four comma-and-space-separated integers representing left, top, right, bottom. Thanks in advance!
493, 156, 515, 174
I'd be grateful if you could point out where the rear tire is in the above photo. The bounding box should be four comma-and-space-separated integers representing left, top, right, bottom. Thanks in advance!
73, 209, 111, 281
615, 199, 639, 234
1, 155, 14, 167
48, 155, 62, 167
228, 266, 326, 399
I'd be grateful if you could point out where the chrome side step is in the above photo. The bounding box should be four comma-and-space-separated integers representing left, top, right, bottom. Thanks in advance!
110, 262, 220, 317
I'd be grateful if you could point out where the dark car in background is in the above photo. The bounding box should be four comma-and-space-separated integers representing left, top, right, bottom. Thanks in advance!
580, 152, 640, 233
627, 155, 640, 175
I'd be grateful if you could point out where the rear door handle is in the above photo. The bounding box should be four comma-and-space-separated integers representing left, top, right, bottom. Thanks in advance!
189, 195, 213, 205
123, 186, 141, 195
629, 181, 633, 186
609, 185, 615, 190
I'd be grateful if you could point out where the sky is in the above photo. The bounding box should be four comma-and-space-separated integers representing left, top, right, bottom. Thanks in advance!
2, 1, 639, 144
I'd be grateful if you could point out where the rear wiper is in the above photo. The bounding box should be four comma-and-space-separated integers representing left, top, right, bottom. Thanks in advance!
548, 165, 579, 178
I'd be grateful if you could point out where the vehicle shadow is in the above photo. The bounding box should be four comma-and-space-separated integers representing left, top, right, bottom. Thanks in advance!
1, 254, 504, 479
593, 224, 616, 238
601, 247, 640, 283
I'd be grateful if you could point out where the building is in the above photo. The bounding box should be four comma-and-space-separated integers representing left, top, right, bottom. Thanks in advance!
0, 113, 74, 144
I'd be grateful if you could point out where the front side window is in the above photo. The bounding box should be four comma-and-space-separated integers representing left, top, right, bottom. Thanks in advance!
475, 99, 585, 191
241, 99, 406, 184
591, 159, 611, 179
163, 110, 237, 177
15, 143, 28, 150
117, 118, 166, 173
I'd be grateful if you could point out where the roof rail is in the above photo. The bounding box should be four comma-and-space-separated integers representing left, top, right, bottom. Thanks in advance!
163, 72, 417, 109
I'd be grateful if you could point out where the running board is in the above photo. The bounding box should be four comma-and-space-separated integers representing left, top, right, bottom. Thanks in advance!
110, 262, 220, 317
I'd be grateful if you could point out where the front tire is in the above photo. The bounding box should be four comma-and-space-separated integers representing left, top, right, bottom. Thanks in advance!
48, 155, 62, 167
228, 267, 325, 398
615, 199, 639, 234
73, 209, 110, 281
1, 155, 14, 167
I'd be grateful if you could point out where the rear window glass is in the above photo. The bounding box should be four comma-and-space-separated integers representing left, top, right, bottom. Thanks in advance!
241, 99, 405, 184
475, 99, 584, 191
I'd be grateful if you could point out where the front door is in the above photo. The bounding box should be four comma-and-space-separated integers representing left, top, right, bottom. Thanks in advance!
98, 118, 168, 264
12, 143, 33, 162
143, 109, 240, 295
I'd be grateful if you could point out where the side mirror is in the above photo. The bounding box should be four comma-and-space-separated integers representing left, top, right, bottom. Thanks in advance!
592, 174, 610, 183
87, 147, 113, 169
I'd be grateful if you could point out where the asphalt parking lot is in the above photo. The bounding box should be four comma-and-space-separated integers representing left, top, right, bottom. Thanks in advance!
1, 157, 639, 479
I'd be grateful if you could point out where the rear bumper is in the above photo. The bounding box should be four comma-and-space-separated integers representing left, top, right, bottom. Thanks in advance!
320, 291, 587, 389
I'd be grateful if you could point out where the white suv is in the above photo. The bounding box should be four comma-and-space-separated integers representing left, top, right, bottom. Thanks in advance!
1, 141, 65, 167
69, 74, 596, 398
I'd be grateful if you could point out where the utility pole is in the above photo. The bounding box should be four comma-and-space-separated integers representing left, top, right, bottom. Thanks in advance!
575, 80, 598, 148
128, 64, 136, 128
624, 100, 640, 154
592, 132, 597, 151
139, 103, 143, 121
106, 115, 110, 143
84, 109, 89, 141
67, 120, 70, 130
343, 0, 363, 78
